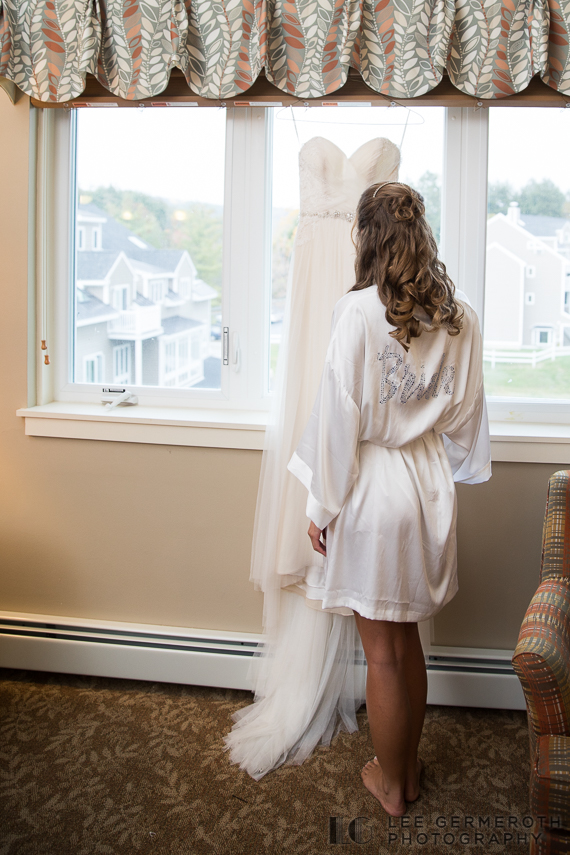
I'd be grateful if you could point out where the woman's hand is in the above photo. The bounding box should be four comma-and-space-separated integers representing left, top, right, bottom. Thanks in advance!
308, 521, 327, 556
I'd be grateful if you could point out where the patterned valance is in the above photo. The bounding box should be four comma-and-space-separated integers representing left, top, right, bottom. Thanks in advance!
0, 0, 569, 104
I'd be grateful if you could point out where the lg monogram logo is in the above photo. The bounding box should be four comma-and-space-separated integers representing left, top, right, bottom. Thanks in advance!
329, 816, 372, 845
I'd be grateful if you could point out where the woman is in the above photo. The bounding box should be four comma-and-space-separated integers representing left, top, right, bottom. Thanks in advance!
287, 181, 491, 816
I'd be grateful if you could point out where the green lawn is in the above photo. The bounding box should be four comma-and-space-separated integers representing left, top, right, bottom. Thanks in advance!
270, 344, 570, 399
484, 354, 570, 399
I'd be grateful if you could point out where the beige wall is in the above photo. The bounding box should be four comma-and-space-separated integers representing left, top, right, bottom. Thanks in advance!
0, 93, 565, 650
0, 94, 263, 633
434, 462, 563, 649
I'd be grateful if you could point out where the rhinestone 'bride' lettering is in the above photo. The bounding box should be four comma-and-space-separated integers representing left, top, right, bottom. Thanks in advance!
378, 350, 455, 404
379, 346, 403, 403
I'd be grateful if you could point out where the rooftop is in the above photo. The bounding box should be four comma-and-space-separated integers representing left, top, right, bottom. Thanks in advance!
519, 214, 570, 237
76, 291, 119, 326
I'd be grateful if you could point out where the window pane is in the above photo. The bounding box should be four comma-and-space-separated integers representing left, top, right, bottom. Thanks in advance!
74, 108, 225, 390
270, 106, 445, 388
485, 108, 570, 400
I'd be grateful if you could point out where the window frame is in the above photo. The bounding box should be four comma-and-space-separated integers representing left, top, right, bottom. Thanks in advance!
445, 105, 570, 425
38, 105, 273, 414
20, 100, 570, 456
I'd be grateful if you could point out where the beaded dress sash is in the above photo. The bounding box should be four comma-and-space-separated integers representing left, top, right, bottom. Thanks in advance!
301, 210, 355, 222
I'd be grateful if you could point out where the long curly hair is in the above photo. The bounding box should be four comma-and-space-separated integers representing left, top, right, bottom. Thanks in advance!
351, 182, 463, 351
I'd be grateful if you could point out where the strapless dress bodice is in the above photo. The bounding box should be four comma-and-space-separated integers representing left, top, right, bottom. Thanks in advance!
298, 136, 400, 218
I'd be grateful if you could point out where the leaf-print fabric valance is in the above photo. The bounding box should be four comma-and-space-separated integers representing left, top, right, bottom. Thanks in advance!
1, 0, 570, 103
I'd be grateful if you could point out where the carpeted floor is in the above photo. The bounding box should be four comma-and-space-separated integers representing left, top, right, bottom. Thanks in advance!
0, 668, 532, 855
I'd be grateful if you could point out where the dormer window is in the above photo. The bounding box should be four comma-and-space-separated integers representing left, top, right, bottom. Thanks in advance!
111, 285, 129, 311
92, 226, 102, 250
78, 227, 85, 250
179, 277, 191, 299
150, 279, 167, 304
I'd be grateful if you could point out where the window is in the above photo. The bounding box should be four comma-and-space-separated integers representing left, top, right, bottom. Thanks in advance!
149, 279, 167, 304
83, 353, 104, 383
111, 286, 128, 311
179, 277, 191, 299
33, 101, 570, 439
534, 327, 553, 346
44, 104, 271, 413
113, 344, 131, 384
484, 107, 570, 408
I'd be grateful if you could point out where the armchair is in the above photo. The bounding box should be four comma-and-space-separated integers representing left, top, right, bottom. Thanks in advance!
512, 470, 570, 854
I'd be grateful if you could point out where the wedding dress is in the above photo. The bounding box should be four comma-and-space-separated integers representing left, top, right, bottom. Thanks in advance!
224, 136, 400, 780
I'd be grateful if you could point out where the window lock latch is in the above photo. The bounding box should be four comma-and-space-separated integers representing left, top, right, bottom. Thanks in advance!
102, 390, 139, 410
223, 326, 230, 366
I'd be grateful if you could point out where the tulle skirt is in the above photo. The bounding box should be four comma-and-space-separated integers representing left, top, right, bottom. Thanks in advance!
223, 591, 366, 780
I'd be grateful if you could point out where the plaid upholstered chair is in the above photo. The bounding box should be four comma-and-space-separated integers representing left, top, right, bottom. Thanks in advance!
512, 470, 570, 855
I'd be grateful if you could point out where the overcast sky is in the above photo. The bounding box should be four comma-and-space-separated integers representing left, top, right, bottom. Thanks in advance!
77, 106, 570, 211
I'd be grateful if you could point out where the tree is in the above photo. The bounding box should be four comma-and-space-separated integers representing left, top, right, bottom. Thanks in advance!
518, 179, 566, 218
80, 188, 223, 303
271, 209, 298, 303
169, 203, 223, 295
487, 181, 517, 215
487, 178, 568, 219
87, 186, 170, 249
415, 171, 441, 242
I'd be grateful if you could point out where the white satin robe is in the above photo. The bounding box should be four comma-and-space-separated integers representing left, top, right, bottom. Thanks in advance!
287, 285, 491, 622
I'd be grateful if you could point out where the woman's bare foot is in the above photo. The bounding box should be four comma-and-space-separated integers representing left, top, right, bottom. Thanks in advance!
361, 758, 406, 817
404, 758, 423, 803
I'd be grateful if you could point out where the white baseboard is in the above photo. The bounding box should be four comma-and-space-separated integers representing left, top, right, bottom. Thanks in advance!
0, 611, 526, 710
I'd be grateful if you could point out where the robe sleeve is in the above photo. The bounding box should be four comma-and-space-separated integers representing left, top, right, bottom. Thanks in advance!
440, 301, 492, 485
287, 303, 364, 530
442, 388, 492, 484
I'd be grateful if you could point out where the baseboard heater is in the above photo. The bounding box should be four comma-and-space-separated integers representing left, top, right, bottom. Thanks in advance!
0, 613, 525, 710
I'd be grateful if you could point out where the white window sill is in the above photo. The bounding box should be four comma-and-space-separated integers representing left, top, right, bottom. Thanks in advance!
15, 404, 570, 462
488, 421, 570, 464
16, 403, 269, 450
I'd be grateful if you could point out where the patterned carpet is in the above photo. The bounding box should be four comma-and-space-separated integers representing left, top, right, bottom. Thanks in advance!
0, 668, 531, 855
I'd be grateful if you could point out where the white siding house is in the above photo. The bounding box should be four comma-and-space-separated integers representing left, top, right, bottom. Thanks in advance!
485, 203, 570, 348
75, 205, 217, 387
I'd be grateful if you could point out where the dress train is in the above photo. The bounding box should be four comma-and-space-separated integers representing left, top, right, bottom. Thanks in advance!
224, 137, 401, 778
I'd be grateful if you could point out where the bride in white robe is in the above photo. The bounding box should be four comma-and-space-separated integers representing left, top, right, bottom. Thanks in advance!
287, 180, 490, 814
224, 143, 490, 787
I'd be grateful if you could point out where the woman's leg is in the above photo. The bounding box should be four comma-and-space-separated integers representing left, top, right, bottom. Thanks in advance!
354, 614, 427, 814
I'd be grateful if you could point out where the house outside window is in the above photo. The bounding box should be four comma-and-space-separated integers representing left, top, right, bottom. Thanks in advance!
484, 107, 570, 403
